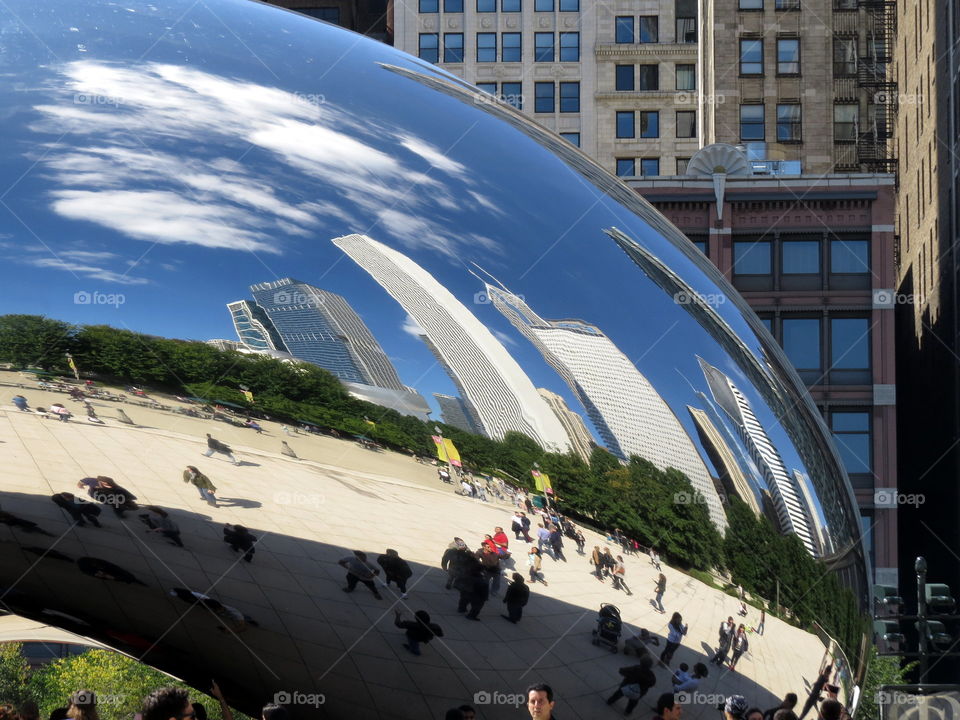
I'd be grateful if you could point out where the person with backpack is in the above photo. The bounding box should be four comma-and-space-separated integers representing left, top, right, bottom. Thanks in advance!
394, 609, 443, 655
183, 465, 217, 507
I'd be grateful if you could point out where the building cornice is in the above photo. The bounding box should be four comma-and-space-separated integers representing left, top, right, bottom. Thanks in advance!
595, 43, 697, 58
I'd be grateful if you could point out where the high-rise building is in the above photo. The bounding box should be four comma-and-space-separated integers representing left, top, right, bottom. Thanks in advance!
434, 392, 482, 434
699, 356, 817, 555
687, 404, 762, 517
332, 233, 572, 451
537, 387, 594, 462
262, 0, 392, 43
391, 0, 698, 177
228, 299, 289, 354
248, 278, 406, 391
485, 282, 726, 530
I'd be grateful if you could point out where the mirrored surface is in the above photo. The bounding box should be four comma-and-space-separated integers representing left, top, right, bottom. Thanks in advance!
0, 0, 867, 717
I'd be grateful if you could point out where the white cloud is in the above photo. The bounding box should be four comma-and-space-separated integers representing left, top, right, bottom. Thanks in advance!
492, 329, 517, 347
401, 314, 427, 338
25, 257, 150, 285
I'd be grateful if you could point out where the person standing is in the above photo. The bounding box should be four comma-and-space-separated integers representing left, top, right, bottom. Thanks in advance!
536, 524, 551, 555
377, 548, 413, 598
762, 694, 798, 720
728, 624, 749, 671
477, 545, 502, 597
798, 666, 832, 720
394, 609, 443, 655
501, 572, 530, 623
590, 546, 605, 581
549, 526, 566, 561
659, 612, 688, 665
653, 692, 683, 720
612, 555, 632, 595
339, 550, 382, 599
183, 466, 217, 507
711, 616, 736, 665
520, 512, 533, 542
458, 565, 489, 620
755, 609, 766, 636
527, 546, 547, 586
202, 433, 239, 465
512, 512, 525, 540
441, 538, 473, 590
12, 395, 28, 411
605, 655, 656, 715
652, 573, 667, 613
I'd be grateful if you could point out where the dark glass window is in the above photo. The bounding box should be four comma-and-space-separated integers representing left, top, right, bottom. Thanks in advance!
535, 0, 553, 9
676, 157, 690, 174
640, 158, 660, 176
616, 159, 636, 177
676, 110, 696, 138
640, 111, 659, 138
443, 33, 464, 62
834, 38, 857, 76
777, 38, 800, 74
740, 0, 763, 7
502, 32, 521, 61
476, 82, 497, 95
676, 16, 696, 43
740, 104, 765, 140
831, 239, 870, 273
776, 0, 801, 8
419, 33, 439, 63
535, 33, 555, 61
615, 65, 634, 91
535, 82, 555, 112
559, 0, 579, 10
477, 33, 497, 62
777, 104, 802, 141
740, 39, 763, 75
299, 7, 341, 22
676, 64, 696, 90
419, 0, 438, 12
560, 33, 580, 61
782, 318, 822, 370
502, 0, 521, 11
444, 0, 464, 10
559, 82, 579, 112
831, 318, 870, 370
477, 0, 495, 11
560, 132, 580, 146
501, 82, 522, 109
733, 239, 771, 274
616, 111, 635, 138
757, 315, 774, 333
831, 412, 872, 474
637, 65, 659, 90
834, 105, 858, 141
616, 16, 635, 43
639, 16, 658, 42
782, 240, 820, 274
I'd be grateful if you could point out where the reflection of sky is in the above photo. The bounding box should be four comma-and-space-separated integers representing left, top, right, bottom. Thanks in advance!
0, 0, 834, 539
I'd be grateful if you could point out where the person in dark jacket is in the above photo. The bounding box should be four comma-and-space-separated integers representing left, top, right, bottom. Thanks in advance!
798, 666, 832, 720
519, 512, 532, 542
203, 433, 239, 465
140, 506, 183, 547
223, 524, 256, 562
51, 492, 102, 527
728, 624, 749, 670
80, 476, 138, 517
377, 548, 413, 598
549, 527, 566, 561
711, 616, 736, 665
394, 609, 443, 655
762, 693, 798, 720
441, 538, 474, 590
457, 565, 489, 620
501, 573, 530, 623
605, 655, 656, 714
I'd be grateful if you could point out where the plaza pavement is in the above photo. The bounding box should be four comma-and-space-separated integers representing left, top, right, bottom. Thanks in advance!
0, 376, 827, 719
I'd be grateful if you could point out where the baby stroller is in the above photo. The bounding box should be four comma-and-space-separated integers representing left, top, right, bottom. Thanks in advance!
591, 603, 622, 652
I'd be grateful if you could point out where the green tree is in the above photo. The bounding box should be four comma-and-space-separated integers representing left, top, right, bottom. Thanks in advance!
855, 647, 917, 720
0, 315, 75, 369
0, 642, 30, 707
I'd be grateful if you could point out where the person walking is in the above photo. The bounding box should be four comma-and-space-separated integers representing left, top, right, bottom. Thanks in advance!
478, 545, 502, 597
536, 524, 551, 556
612, 555, 632, 595
339, 550, 382, 599
511, 512, 525, 540
501, 572, 530, 623
711, 616, 736, 665
574, 528, 586, 554
527, 546, 547, 586
140, 506, 183, 547
394, 609, 443, 655
659, 612, 688, 665
549, 526, 566, 561
203, 433, 239, 465
601, 546, 616, 578
519, 512, 532, 542
755, 609, 766, 636
183, 465, 218, 507
458, 565, 489, 620
51, 492, 102, 527
605, 655, 656, 715
12, 395, 28, 411
590, 546, 605, 581
223, 524, 257, 562
377, 548, 413, 598
652, 573, 667, 613
728, 624, 749, 671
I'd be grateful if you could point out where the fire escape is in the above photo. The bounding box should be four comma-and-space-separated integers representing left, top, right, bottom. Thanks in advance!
857, 0, 898, 173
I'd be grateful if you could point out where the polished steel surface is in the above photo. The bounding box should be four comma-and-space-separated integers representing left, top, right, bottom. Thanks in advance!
0, 0, 867, 716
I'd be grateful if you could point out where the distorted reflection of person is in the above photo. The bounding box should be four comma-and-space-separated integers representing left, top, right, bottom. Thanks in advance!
77, 557, 145, 585
377, 548, 413, 598
168, 588, 259, 633
223, 523, 256, 562
65, 690, 99, 720
183, 465, 218, 507
22, 545, 74, 562
49, 403, 72, 422
203, 433, 239, 465
12, 394, 29, 411
139, 506, 184, 547
78, 476, 138, 517
51, 492, 102, 527
84, 402, 104, 424
394, 608, 443, 655
0, 506, 54, 536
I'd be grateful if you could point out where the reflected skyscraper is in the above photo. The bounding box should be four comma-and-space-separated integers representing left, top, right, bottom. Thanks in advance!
698, 357, 818, 555
332, 234, 571, 451
434, 393, 481, 434
687, 405, 762, 517
228, 299, 289, 354
485, 282, 726, 531
537, 388, 595, 462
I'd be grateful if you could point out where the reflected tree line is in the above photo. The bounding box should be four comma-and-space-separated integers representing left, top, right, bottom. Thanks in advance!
0, 314, 865, 665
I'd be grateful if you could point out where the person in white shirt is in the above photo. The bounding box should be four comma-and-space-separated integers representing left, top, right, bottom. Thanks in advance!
672, 662, 709, 691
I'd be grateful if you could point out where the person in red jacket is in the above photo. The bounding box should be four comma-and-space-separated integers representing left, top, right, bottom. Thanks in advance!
492, 527, 510, 557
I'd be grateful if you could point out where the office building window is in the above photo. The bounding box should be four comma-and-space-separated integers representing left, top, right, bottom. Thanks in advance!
640, 111, 659, 137
560, 32, 580, 61
676, 16, 696, 43
502, 32, 521, 61
559, 81, 579, 112
831, 317, 870, 370
834, 38, 857, 76
476, 82, 497, 95
535, 0, 553, 9
640, 158, 660, 176
535, 33, 555, 61
616, 111, 635, 138
756, 314, 773, 332
477, 0, 495, 11
477, 33, 497, 62
444, 0, 463, 10
831, 412, 872, 474
834, 104, 858, 141
782, 317, 822, 371
535, 82, 555, 112
775, 0, 801, 8
639, 16, 659, 43
676, 64, 695, 90
733, 238, 772, 275
615, 65, 634, 91
740, 39, 763, 75
831, 238, 870, 273
560, 132, 580, 146
777, 38, 800, 74
419, 0, 439, 12
616, 158, 636, 177
676, 157, 690, 174
740, 104, 765, 140
777, 103, 802, 141
638, 64, 659, 90
616, 16, 635, 43
739, 0, 763, 7
676, 110, 696, 138
502, 0, 521, 11
419, 33, 439, 63
782, 240, 820, 274
559, 0, 578, 10
501, 82, 522, 109
443, 33, 464, 62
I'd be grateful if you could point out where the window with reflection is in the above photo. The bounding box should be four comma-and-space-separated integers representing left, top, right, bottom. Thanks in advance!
640, 158, 660, 176
676, 64, 695, 91
419, 33, 439, 62
419, 0, 439, 12
831, 411, 872, 475
676, 111, 696, 138
740, 0, 763, 7
616, 158, 635, 177
777, 104, 802, 141
560, 33, 580, 61
831, 238, 870, 273
477, 0, 496, 11
560, 132, 580, 146
638, 65, 659, 90
535, 33, 555, 61
777, 38, 800, 75
676, 16, 696, 42
640, 111, 659, 138
676, 157, 690, 174
639, 16, 659, 42
616, 65, 634, 91
616, 111, 635, 138
740, 104, 765, 140
476, 82, 497, 95
833, 38, 857, 76
782, 317, 822, 372
443, 33, 464, 62
834, 104, 858, 141
733, 238, 772, 274
535, 82, 555, 112
501, 82, 522, 109
559, 82, 579, 112
444, 0, 464, 11
559, 0, 579, 9
830, 317, 870, 371
535, 0, 553, 9
301, 7, 341, 22
502, 0, 521, 10
740, 39, 763, 75
477, 33, 496, 62
616, 16, 635, 43
502, 32, 521, 61
782, 240, 820, 274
